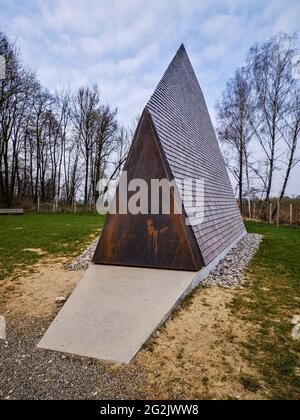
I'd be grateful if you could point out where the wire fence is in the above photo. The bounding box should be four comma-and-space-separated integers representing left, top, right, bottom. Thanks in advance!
11, 197, 98, 215
241, 199, 300, 226
8, 197, 300, 226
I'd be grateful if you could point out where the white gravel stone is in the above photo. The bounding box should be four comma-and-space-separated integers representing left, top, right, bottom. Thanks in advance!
292, 324, 300, 340
0, 315, 6, 340
66, 238, 99, 271
55, 297, 66, 304
201, 233, 263, 288
291, 315, 300, 325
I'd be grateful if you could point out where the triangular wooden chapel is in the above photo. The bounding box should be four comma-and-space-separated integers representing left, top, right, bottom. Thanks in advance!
93, 45, 246, 271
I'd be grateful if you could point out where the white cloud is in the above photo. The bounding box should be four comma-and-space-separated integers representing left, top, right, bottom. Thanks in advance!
200, 13, 243, 38
117, 43, 160, 74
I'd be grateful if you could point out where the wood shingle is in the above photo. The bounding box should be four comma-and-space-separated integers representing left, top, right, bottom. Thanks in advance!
146, 44, 246, 265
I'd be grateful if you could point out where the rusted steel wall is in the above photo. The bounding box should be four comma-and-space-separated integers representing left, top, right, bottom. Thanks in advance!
93, 111, 203, 271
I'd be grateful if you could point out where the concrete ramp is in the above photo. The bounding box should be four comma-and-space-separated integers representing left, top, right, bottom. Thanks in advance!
38, 264, 196, 363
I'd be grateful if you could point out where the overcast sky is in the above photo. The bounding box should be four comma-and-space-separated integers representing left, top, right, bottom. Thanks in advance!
1, 0, 299, 196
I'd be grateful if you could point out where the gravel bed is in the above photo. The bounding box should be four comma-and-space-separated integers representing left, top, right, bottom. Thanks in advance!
66, 238, 99, 271
0, 316, 147, 400
202, 233, 263, 288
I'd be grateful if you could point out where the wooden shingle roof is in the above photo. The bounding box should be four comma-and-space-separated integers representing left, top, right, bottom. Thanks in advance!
146, 44, 246, 265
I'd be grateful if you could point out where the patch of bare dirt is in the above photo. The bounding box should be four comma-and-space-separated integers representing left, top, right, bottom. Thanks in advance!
22, 248, 47, 256
0, 258, 83, 317
135, 286, 267, 400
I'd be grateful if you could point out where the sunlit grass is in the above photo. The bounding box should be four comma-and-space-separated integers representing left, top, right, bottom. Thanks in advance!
0, 213, 105, 281
230, 221, 300, 399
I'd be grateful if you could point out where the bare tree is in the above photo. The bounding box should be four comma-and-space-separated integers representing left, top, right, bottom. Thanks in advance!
216, 67, 255, 209
72, 86, 124, 203
52, 88, 72, 200
0, 32, 136, 209
0, 33, 39, 207
72, 86, 101, 203
278, 88, 300, 201
217, 32, 299, 218
248, 33, 298, 206
92, 104, 118, 200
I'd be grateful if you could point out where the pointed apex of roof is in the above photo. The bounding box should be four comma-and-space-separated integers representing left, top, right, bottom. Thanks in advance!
171, 43, 190, 65
147, 43, 203, 106
172, 43, 190, 64
147, 43, 205, 128
178, 43, 186, 52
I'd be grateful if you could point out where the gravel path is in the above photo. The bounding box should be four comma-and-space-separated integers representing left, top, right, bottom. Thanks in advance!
0, 316, 147, 400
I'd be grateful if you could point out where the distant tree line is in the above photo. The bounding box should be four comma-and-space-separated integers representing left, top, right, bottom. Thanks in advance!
2, 31, 299, 216
0, 32, 130, 208
216, 32, 300, 219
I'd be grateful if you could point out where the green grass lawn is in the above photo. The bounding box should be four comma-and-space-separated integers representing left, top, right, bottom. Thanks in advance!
232, 221, 300, 399
0, 213, 105, 281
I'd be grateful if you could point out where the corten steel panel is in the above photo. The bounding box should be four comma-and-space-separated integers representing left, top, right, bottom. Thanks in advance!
93, 111, 203, 271
146, 44, 246, 265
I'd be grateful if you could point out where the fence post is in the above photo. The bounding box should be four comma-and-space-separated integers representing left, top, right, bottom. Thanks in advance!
248, 199, 252, 219
277, 198, 280, 226
290, 203, 293, 226
74, 201, 77, 214
269, 202, 272, 224
37, 196, 40, 213
54, 196, 58, 212
253, 202, 256, 220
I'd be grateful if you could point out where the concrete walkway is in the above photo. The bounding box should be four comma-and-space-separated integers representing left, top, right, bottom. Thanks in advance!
38, 264, 196, 363
38, 234, 246, 363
